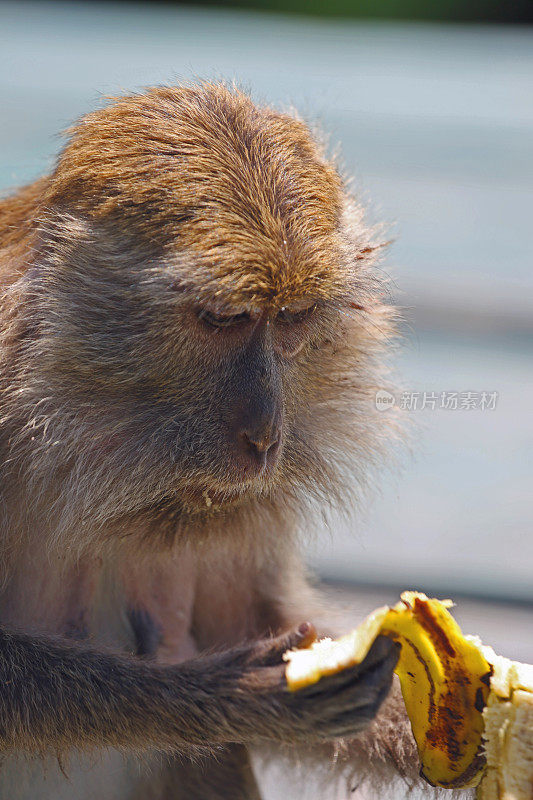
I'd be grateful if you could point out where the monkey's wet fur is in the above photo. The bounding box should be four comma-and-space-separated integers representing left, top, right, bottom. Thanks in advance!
0, 83, 430, 799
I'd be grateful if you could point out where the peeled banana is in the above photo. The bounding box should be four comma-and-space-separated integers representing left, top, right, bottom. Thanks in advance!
283, 591, 533, 796
474, 644, 533, 799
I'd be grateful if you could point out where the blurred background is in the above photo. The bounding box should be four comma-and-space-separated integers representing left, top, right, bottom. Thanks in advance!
1, 2, 531, 794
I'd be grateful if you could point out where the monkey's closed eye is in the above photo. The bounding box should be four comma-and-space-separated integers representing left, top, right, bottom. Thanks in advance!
197, 309, 250, 329
277, 305, 317, 325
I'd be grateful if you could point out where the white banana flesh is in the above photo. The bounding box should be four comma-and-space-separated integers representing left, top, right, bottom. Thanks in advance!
474, 643, 533, 800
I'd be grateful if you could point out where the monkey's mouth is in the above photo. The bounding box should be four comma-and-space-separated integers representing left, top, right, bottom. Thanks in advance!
180, 462, 280, 511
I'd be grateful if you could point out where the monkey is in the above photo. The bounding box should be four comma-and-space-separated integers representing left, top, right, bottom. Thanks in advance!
0, 83, 423, 799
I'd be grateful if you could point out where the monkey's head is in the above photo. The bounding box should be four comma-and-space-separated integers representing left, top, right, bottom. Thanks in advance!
7, 83, 396, 544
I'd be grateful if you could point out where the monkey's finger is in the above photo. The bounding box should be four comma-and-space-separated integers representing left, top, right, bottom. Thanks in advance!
251, 622, 317, 667
315, 680, 394, 741
289, 656, 396, 742
297, 634, 399, 699
359, 635, 400, 674
295, 638, 398, 701
281, 657, 396, 743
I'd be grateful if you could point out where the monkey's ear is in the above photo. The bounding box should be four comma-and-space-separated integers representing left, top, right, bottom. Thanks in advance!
354, 244, 386, 262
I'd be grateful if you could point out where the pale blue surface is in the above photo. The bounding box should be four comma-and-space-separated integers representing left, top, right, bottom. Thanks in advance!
1, 2, 532, 601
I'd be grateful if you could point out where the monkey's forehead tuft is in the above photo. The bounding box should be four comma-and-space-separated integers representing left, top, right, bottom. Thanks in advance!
41, 81, 385, 308
161, 236, 375, 313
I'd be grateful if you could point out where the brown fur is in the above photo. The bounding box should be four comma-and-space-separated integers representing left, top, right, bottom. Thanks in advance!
0, 82, 425, 799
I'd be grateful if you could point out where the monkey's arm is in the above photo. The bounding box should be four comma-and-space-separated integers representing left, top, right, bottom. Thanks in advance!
0, 625, 396, 755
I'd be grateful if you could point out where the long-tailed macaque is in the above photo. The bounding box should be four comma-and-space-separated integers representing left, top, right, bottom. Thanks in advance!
0, 83, 422, 799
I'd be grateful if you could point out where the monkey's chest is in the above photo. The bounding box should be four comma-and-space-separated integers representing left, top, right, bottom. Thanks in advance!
0, 554, 197, 800
0, 549, 198, 661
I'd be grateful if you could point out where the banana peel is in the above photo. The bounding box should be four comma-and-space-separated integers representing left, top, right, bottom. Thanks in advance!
380, 593, 491, 788
284, 591, 533, 792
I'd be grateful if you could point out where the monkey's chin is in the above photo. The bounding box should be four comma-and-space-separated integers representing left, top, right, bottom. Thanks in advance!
180, 473, 274, 513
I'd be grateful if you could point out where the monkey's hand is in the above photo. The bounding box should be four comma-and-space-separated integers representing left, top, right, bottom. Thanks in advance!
219, 625, 399, 745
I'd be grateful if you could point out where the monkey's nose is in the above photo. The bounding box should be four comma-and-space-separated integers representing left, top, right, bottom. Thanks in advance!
239, 424, 281, 469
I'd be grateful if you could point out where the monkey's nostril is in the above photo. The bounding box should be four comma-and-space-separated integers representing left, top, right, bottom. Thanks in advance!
240, 430, 280, 468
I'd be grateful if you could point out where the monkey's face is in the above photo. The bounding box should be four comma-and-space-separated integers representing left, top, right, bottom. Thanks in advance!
52, 239, 345, 510
26, 220, 360, 521
142, 293, 336, 508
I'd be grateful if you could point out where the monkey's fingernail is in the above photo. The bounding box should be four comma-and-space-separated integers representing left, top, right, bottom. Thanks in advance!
298, 622, 312, 636
296, 622, 317, 647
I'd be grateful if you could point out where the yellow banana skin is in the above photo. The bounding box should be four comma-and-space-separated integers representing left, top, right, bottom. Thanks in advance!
284, 592, 492, 789
381, 593, 491, 788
